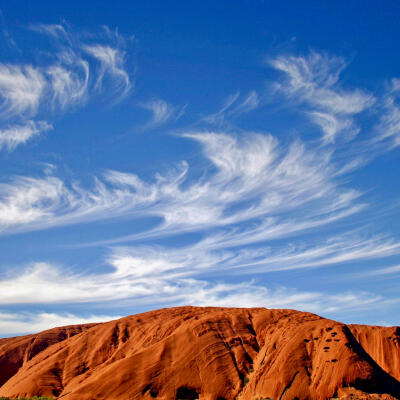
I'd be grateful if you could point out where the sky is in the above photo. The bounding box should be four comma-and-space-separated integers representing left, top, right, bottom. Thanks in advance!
0, 0, 400, 336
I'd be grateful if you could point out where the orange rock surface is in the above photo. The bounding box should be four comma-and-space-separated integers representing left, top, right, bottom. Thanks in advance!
0, 307, 399, 400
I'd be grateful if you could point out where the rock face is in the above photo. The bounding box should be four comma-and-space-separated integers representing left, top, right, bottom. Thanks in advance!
0, 307, 399, 400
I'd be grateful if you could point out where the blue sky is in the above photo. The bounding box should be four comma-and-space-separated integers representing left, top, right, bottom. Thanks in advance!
1, 0, 400, 335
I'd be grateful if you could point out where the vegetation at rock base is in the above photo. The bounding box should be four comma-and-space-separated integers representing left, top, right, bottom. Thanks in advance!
0, 397, 53, 400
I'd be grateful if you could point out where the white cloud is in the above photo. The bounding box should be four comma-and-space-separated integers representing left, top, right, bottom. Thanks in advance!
47, 58, 90, 109
104, 231, 400, 284
374, 78, 400, 147
0, 260, 387, 335
0, 120, 52, 151
84, 44, 131, 99
204, 91, 260, 125
0, 170, 166, 233
29, 23, 71, 42
0, 132, 361, 237
308, 111, 355, 143
0, 176, 67, 227
0, 260, 179, 305
141, 99, 184, 127
186, 282, 384, 314
270, 51, 374, 143
231, 90, 260, 115
225, 234, 400, 273
2, 231, 397, 315
0, 25, 134, 150
0, 64, 45, 118
363, 264, 400, 276
0, 311, 115, 335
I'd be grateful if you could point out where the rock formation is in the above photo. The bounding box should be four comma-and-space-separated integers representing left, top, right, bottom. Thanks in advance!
0, 307, 399, 400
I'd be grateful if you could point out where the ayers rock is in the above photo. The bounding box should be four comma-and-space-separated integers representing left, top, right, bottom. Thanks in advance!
0, 306, 400, 400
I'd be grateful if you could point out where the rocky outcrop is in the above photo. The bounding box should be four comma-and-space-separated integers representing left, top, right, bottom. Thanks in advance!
0, 307, 399, 400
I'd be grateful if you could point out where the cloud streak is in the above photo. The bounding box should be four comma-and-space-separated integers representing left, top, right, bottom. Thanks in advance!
0, 64, 45, 118
84, 44, 131, 99
0, 260, 387, 318
0, 310, 115, 335
0, 120, 52, 151
0, 132, 362, 237
0, 260, 386, 334
204, 90, 260, 126
375, 78, 400, 147
47, 57, 90, 109
0, 24, 133, 151
270, 52, 374, 143
141, 99, 185, 128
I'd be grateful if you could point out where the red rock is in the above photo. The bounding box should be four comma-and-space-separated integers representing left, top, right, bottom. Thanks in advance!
0, 307, 398, 400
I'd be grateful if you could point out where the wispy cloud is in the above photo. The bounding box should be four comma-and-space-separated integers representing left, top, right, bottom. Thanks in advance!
29, 23, 71, 42
0, 120, 52, 151
374, 78, 400, 147
0, 11, 19, 51
0, 64, 45, 118
141, 99, 185, 128
231, 90, 260, 115
103, 231, 400, 284
363, 263, 400, 277
0, 132, 361, 236
0, 173, 152, 231
0, 259, 385, 314
84, 44, 131, 99
204, 90, 260, 125
0, 24, 134, 151
186, 283, 385, 314
0, 258, 388, 335
270, 51, 374, 143
0, 310, 115, 335
47, 57, 89, 109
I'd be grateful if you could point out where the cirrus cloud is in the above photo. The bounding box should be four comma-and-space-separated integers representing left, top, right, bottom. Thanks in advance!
0, 23, 133, 152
